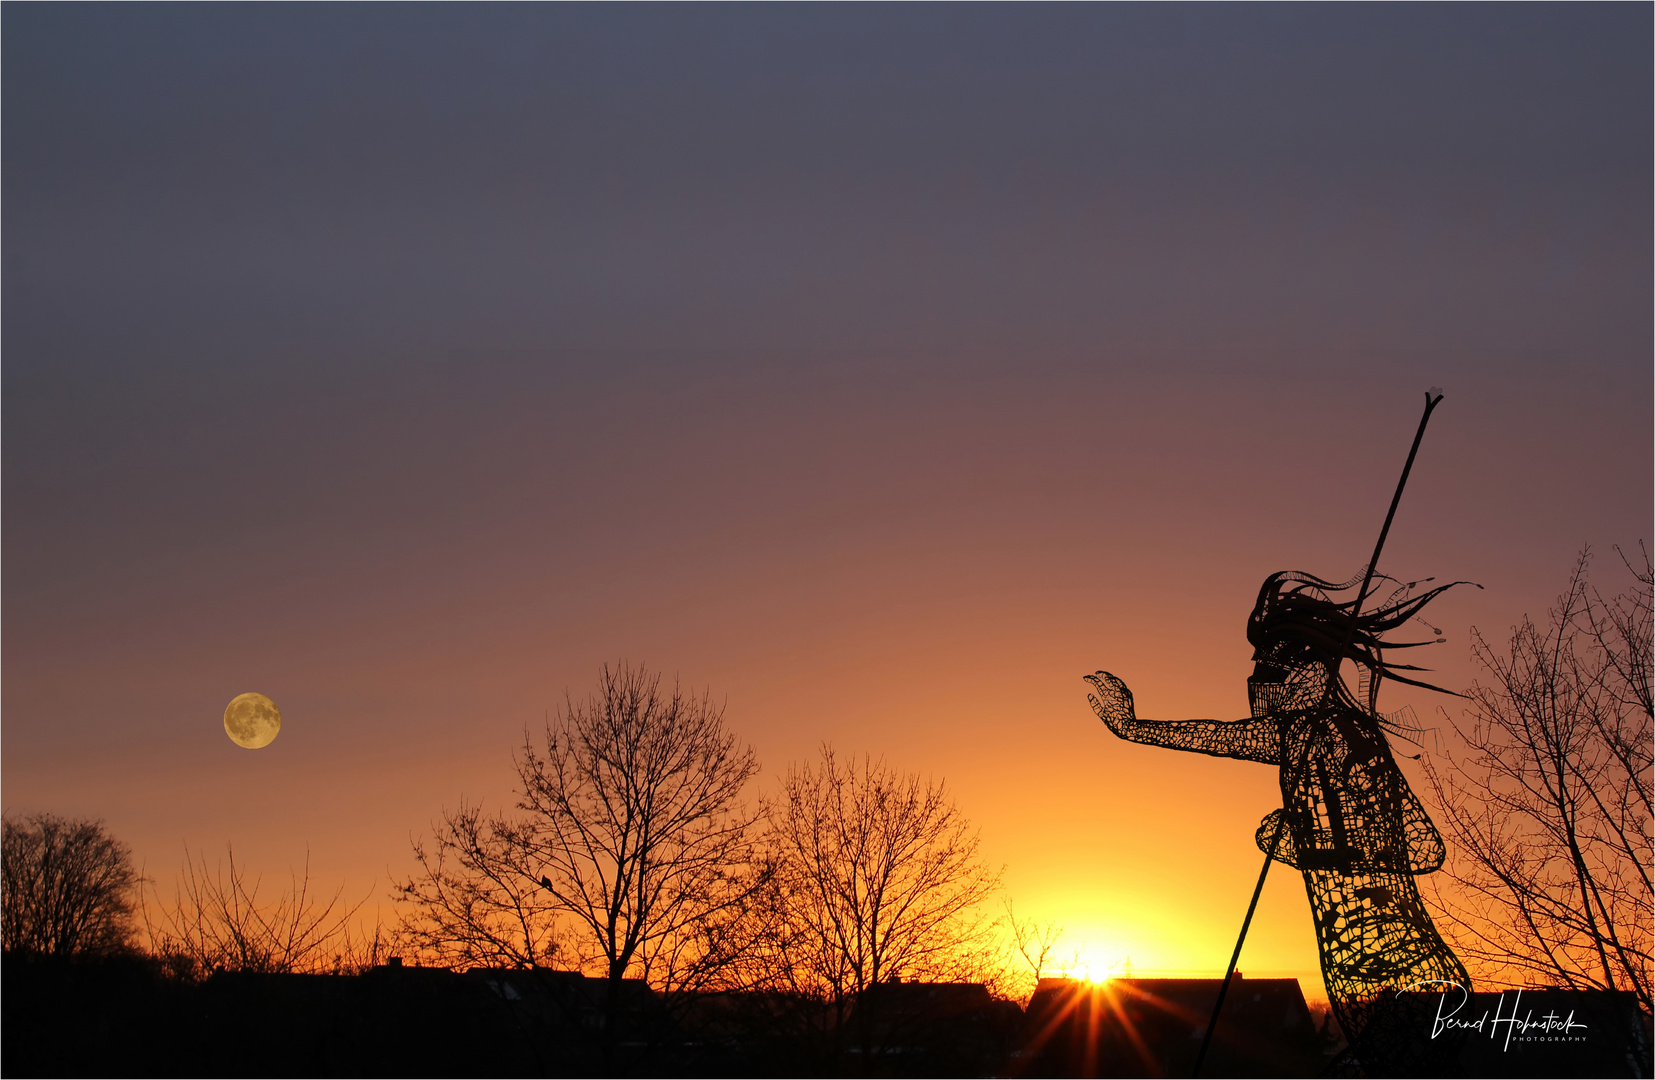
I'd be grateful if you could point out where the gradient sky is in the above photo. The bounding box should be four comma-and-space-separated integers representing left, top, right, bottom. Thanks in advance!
5, 6, 1650, 999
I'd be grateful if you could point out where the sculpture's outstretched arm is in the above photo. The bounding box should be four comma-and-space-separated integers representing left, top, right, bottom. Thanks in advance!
1086, 671, 1280, 765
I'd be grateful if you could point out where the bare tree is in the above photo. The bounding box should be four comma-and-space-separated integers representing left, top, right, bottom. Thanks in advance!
144, 845, 375, 976
1422, 544, 1651, 1012
517, 664, 765, 996
2, 813, 139, 958
393, 800, 562, 970
1003, 898, 1065, 1000
765, 746, 1003, 1059
397, 661, 768, 1063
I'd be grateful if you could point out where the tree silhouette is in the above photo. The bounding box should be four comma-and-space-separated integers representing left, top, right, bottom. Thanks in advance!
1003, 898, 1067, 1000
397, 662, 768, 1064
394, 800, 563, 971
2, 813, 139, 959
763, 746, 1002, 1063
144, 844, 375, 976
1423, 544, 1651, 1013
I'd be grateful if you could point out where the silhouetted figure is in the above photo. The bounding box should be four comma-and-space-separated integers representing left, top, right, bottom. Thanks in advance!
1089, 568, 1471, 1075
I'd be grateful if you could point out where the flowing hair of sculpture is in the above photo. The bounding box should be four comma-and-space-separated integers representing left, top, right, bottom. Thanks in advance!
1246, 569, 1473, 707
1191, 387, 1469, 1078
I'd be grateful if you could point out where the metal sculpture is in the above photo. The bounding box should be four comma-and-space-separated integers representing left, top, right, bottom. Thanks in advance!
1088, 391, 1472, 1076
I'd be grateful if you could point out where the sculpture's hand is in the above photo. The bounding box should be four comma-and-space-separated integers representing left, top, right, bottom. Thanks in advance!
1085, 671, 1137, 736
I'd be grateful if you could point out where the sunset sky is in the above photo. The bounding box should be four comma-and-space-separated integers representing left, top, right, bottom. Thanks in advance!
5, 6, 1649, 1001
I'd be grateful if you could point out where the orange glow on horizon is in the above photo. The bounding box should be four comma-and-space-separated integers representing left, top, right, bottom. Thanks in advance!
1056, 944, 1134, 984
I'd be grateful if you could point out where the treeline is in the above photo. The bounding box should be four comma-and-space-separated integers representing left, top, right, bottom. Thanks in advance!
391, 662, 1016, 1063
3, 662, 1056, 1074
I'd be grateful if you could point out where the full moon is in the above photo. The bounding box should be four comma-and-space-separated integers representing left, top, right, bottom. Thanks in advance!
223, 692, 281, 749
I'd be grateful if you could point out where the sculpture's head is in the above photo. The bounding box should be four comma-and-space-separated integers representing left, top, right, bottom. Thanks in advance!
1245, 569, 1472, 715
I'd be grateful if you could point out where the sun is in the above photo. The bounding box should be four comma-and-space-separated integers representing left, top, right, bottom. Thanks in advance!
1058, 944, 1133, 983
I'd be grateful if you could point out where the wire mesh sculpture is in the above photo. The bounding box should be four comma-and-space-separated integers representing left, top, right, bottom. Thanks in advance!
1087, 566, 1473, 1075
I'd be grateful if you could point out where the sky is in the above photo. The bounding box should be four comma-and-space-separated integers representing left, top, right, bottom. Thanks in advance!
4, 5, 1650, 1000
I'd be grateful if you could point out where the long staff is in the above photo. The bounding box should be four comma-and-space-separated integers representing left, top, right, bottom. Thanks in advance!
1191, 388, 1445, 1078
